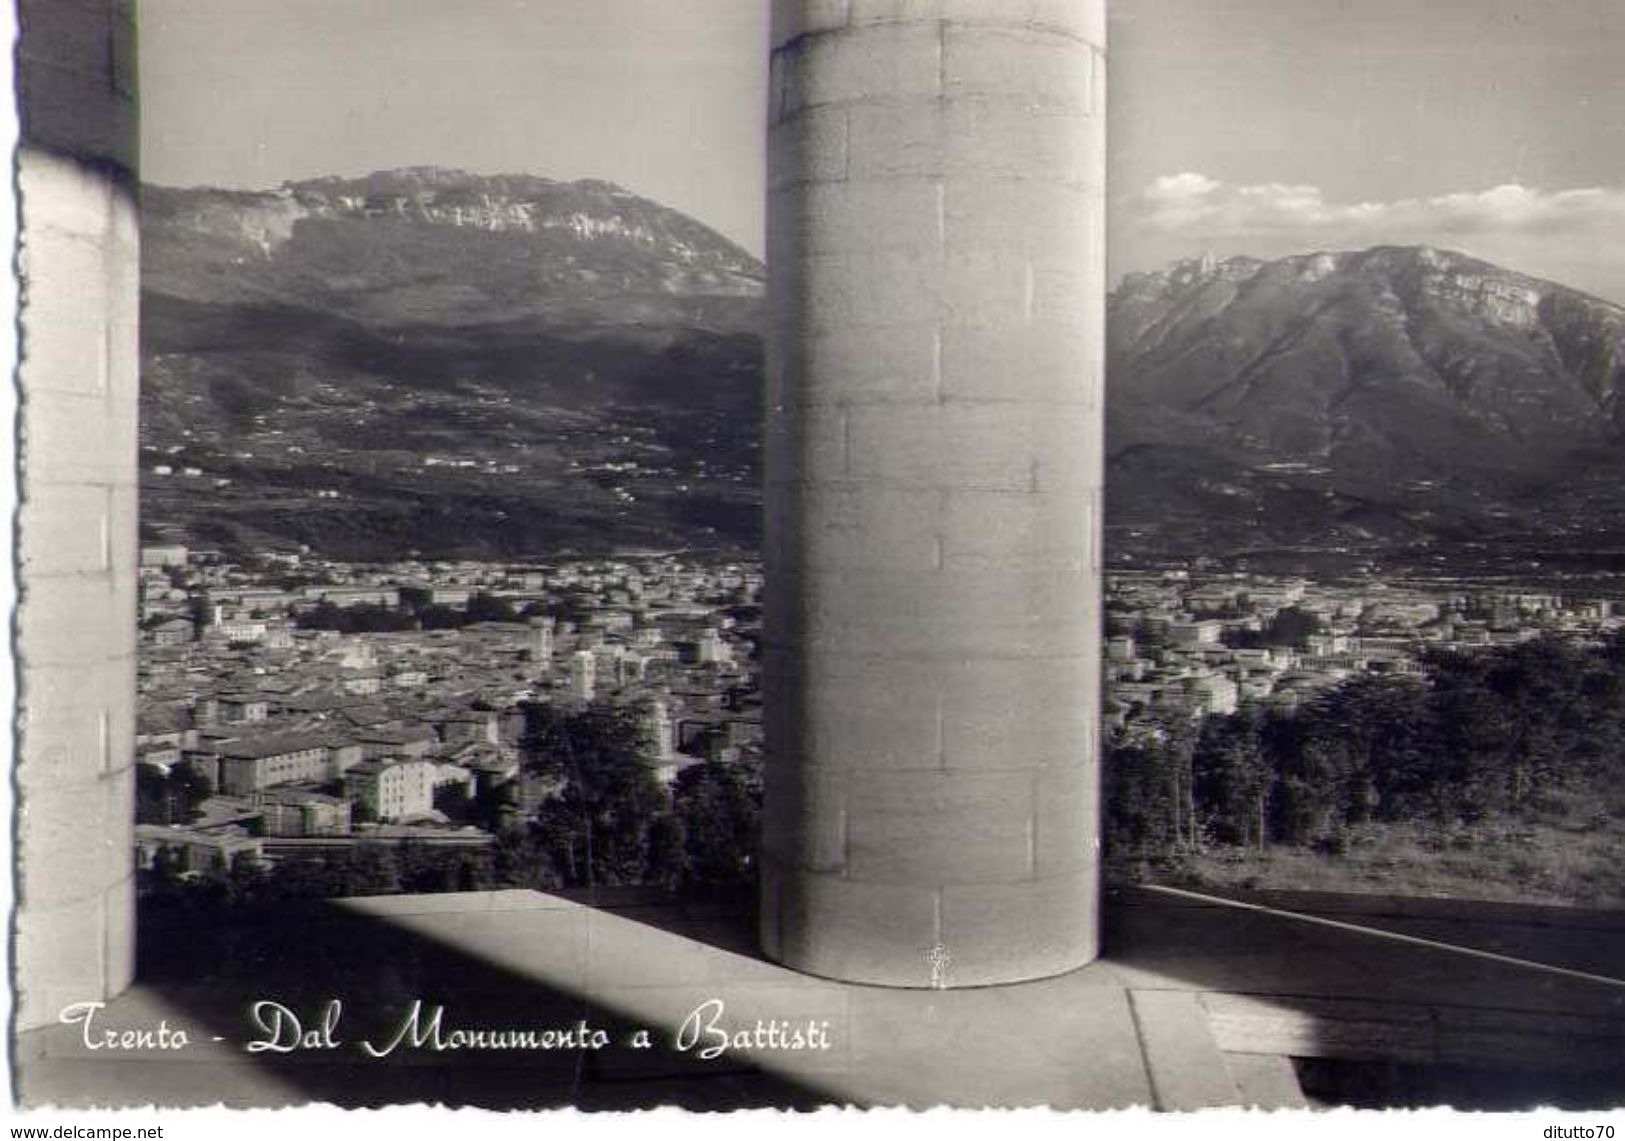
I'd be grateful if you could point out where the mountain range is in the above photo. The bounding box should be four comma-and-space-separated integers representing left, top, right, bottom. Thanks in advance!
140, 169, 764, 558
1106, 247, 1625, 566
139, 167, 1625, 566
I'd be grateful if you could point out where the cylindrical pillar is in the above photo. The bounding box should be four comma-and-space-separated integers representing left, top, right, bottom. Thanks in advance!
761, 0, 1106, 987
13, 0, 142, 1030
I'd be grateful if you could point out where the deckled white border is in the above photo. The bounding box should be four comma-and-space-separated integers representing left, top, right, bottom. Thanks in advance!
4, 0, 23, 1114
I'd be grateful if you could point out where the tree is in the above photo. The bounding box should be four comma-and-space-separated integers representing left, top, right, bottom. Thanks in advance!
434, 782, 476, 823
1265, 704, 1352, 846
1261, 606, 1322, 649
466, 592, 519, 624
542, 588, 596, 629
342, 843, 402, 895
419, 605, 465, 631
1193, 706, 1273, 849
1430, 650, 1524, 821
136, 764, 173, 825
396, 840, 453, 893
1300, 674, 1436, 824
225, 851, 271, 906
135, 763, 213, 825
1159, 714, 1202, 852
493, 823, 566, 891
294, 600, 416, 634
263, 853, 340, 903
1102, 712, 1200, 861
1103, 740, 1177, 860
667, 762, 761, 892
171, 765, 214, 823
521, 702, 667, 886
645, 814, 685, 891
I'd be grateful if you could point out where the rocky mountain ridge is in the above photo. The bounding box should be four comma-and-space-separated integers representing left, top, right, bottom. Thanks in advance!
142, 168, 763, 328
1104, 245, 1625, 562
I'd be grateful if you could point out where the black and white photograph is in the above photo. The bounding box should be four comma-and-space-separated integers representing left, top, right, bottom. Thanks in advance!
9, 0, 1625, 1123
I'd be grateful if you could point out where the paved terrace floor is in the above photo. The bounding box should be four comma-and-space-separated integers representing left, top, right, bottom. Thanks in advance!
15, 885, 1625, 1111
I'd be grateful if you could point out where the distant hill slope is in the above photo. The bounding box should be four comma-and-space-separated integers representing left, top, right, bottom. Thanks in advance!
1104, 246, 1625, 562
139, 168, 765, 559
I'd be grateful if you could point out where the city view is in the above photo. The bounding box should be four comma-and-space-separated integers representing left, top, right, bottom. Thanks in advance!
135, 546, 765, 915
134, 535, 1625, 923
129, 175, 1625, 921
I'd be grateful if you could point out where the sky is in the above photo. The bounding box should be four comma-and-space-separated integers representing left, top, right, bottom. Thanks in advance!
1109, 0, 1625, 301
140, 0, 1625, 302
138, 0, 770, 255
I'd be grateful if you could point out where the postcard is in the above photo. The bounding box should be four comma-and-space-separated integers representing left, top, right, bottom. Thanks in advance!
9, 0, 1625, 1124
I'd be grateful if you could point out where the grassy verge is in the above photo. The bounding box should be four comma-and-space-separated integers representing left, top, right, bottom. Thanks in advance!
1146, 814, 1625, 909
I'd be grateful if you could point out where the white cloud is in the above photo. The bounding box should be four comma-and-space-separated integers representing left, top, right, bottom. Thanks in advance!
1144, 171, 1222, 202
1130, 175, 1625, 244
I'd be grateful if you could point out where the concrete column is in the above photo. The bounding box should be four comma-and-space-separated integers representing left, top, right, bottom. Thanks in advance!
761, 0, 1106, 986
12, 0, 142, 1030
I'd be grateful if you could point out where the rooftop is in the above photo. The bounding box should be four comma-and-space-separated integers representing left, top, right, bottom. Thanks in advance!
215, 734, 333, 760
16, 886, 1625, 1111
